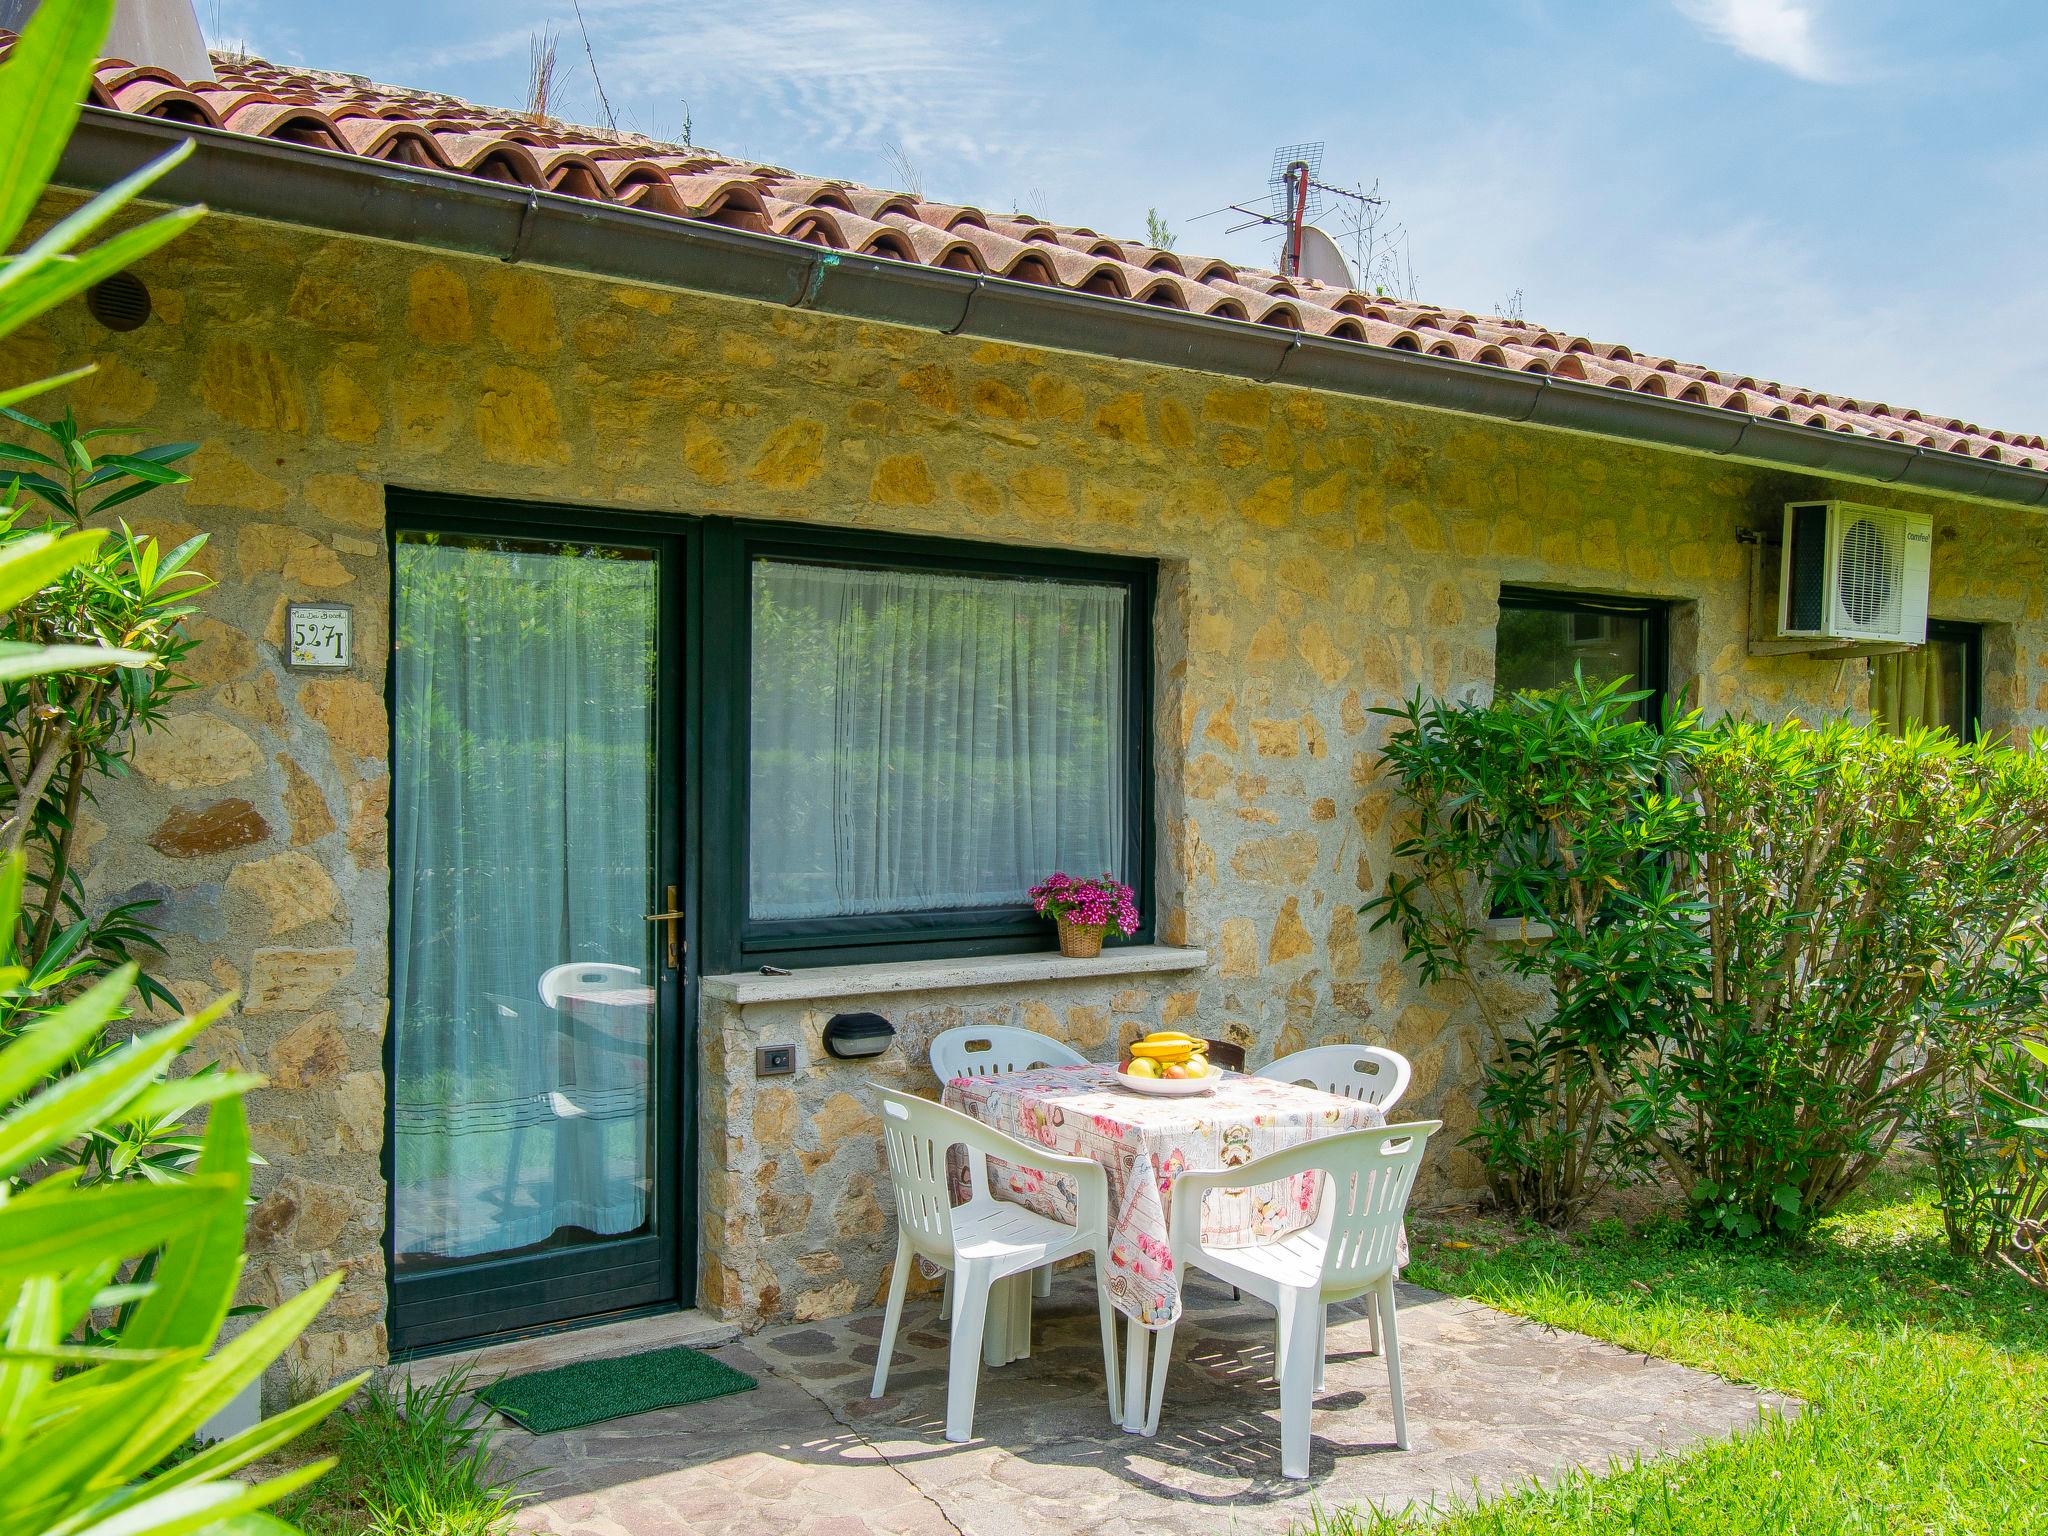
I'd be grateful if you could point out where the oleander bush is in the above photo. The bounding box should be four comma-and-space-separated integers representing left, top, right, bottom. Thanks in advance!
3, 0, 221, 1192
1917, 1033, 2048, 1283
1363, 674, 1708, 1224
1369, 681, 2048, 1239
0, 407, 218, 1187
0, 864, 356, 1536
1636, 721, 2048, 1236
0, 7, 351, 1536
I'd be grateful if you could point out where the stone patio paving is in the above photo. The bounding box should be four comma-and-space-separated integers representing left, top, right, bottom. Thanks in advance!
502, 1273, 1797, 1535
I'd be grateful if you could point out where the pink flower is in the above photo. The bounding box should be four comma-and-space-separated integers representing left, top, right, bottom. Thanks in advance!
1029, 870, 1140, 937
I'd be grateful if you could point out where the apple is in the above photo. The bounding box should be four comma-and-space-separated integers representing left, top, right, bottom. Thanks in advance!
1163, 1062, 1190, 1080
1186, 1054, 1209, 1077
1126, 1058, 1159, 1079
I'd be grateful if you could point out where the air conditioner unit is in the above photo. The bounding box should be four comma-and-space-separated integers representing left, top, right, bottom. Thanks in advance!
1778, 501, 1931, 644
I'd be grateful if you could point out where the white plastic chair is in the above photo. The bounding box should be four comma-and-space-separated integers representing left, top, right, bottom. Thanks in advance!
1256, 1045, 1412, 1114
538, 961, 642, 1010
871, 1086, 1121, 1442
930, 1025, 1090, 1302
930, 1024, 1088, 1083
1252, 1047, 1415, 1348
1142, 1121, 1440, 1479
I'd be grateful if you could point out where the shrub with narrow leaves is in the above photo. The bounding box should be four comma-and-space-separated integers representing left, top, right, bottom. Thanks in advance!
1635, 721, 2048, 1236
0, 870, 357, 1534
1363, 673, 1710, 1223
1369, 680, 2048, 1237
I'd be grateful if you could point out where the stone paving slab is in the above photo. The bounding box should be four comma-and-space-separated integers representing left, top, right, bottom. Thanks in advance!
504, 1275, 1797, 1536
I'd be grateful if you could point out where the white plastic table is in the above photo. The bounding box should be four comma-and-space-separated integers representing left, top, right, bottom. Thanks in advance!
942, 1062, 1390, 1432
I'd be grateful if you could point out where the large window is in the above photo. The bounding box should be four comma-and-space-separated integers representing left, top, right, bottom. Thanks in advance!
1871, 620, 1981, 741
729, 528, 1154, 965
1495, 587, 1668, 723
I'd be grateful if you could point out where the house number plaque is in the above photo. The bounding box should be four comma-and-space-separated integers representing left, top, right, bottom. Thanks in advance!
286, 603, 352, 670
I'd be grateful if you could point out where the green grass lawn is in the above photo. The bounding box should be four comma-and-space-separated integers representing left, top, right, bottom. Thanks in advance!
1307, 1171, 2048, 1534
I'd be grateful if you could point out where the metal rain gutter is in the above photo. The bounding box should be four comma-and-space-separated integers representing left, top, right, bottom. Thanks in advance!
54, 107, 2048, 513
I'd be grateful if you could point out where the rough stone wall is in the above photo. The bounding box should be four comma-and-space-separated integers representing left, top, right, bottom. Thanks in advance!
700, 971, 1200, 1325
5, 197, 2046, 1371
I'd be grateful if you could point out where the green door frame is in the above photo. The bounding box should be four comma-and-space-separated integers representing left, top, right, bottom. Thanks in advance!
382, 491, 702, 1356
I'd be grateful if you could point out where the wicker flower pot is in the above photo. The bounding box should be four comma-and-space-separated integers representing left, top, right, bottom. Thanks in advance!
1056, 918, 1108, 958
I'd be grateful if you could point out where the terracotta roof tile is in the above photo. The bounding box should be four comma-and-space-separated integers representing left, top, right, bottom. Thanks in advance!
31, 41, 2044, 470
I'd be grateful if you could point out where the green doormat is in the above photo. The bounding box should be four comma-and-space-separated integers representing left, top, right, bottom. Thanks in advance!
476, 1345, 758, 1433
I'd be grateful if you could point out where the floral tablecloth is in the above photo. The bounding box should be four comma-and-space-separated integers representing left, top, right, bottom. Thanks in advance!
941, 1063, 1392, 1327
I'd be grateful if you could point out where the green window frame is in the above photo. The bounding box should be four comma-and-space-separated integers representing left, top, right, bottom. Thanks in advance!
1495, 586, 1669, 725
1931, 620, 1985, 743
697, 521, 1157, 971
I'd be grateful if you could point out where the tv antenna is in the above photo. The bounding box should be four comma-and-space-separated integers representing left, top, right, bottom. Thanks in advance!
1195, 141, 1385, 285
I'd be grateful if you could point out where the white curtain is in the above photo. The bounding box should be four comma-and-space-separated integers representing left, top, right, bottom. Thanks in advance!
749, 560, 1130, 919
1871, 641, 1958, 736
390, 536, 656, 1262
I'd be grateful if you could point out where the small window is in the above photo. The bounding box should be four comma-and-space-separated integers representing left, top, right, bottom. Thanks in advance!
740, 536, 1152, 962
1870, 620, 1981, 741
1495, 587, 1668, 723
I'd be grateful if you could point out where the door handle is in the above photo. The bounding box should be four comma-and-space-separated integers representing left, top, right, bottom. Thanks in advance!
644, 884, 684, 969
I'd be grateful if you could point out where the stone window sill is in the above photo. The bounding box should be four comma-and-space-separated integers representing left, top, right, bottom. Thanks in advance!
700, 944, 1208, 1005
1485, 917, 1554, 943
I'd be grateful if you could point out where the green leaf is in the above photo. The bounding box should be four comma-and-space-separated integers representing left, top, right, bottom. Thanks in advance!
0, 201, 207, 339
0, 1275, 62, 1445
151, 531, 207, 582
54, 1460, 332, 1536
8, 1353, 193, 1507
0, 0, 118, 253
0, 1342, 182, 1364
117, 1070, 265, 1128
118, 1098, 250, 1356
145, 1374, 362, 1494
0, 441, 60, 469
0, 366, 97, 413
85, 478, 174, 517
1771, 1184, 1802, 1214
0, 984, 212, 1180
0, 641, 155, 682
0, 1177, 235, 1286
5, 138, 196, 282
0, 530, 105, 611
112, 1271, 342, 1478
0, 997, 119, 1113
93, 453, 190, 487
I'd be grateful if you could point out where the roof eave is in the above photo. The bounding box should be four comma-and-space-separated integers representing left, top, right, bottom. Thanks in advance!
53, 107, 2048, 514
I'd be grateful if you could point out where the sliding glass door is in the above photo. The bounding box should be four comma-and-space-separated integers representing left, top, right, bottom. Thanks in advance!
386, 507, 689, 1352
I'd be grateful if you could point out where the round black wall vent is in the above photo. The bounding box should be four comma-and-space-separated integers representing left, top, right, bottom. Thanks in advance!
86, 273, 151, 333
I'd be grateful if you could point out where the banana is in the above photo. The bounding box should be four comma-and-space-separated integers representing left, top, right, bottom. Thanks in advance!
1139, 1031, 1200, 1047
1130, 1041, 1195, 1060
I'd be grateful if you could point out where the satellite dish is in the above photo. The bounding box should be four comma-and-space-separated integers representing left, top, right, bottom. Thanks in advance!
1292, 224, 1355, 290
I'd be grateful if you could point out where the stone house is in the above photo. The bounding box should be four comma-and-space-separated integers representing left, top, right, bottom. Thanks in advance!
10, 35, 2048, 1383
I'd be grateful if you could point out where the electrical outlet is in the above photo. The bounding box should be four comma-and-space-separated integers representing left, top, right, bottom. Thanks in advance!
755, 1044, 796, 1077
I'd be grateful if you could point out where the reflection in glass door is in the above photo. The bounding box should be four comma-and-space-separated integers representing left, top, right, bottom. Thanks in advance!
387, 520, 684, 1351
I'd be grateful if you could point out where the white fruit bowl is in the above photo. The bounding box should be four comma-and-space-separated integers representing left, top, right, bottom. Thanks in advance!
1115, 1067, 1218, 1097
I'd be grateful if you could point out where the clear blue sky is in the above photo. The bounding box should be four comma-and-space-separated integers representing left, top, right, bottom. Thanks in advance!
217, 0, 2047, 435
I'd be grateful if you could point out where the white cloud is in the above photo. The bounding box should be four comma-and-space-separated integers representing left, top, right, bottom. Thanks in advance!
575, 0, 1030, 163
1674, 0, 1844, 82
